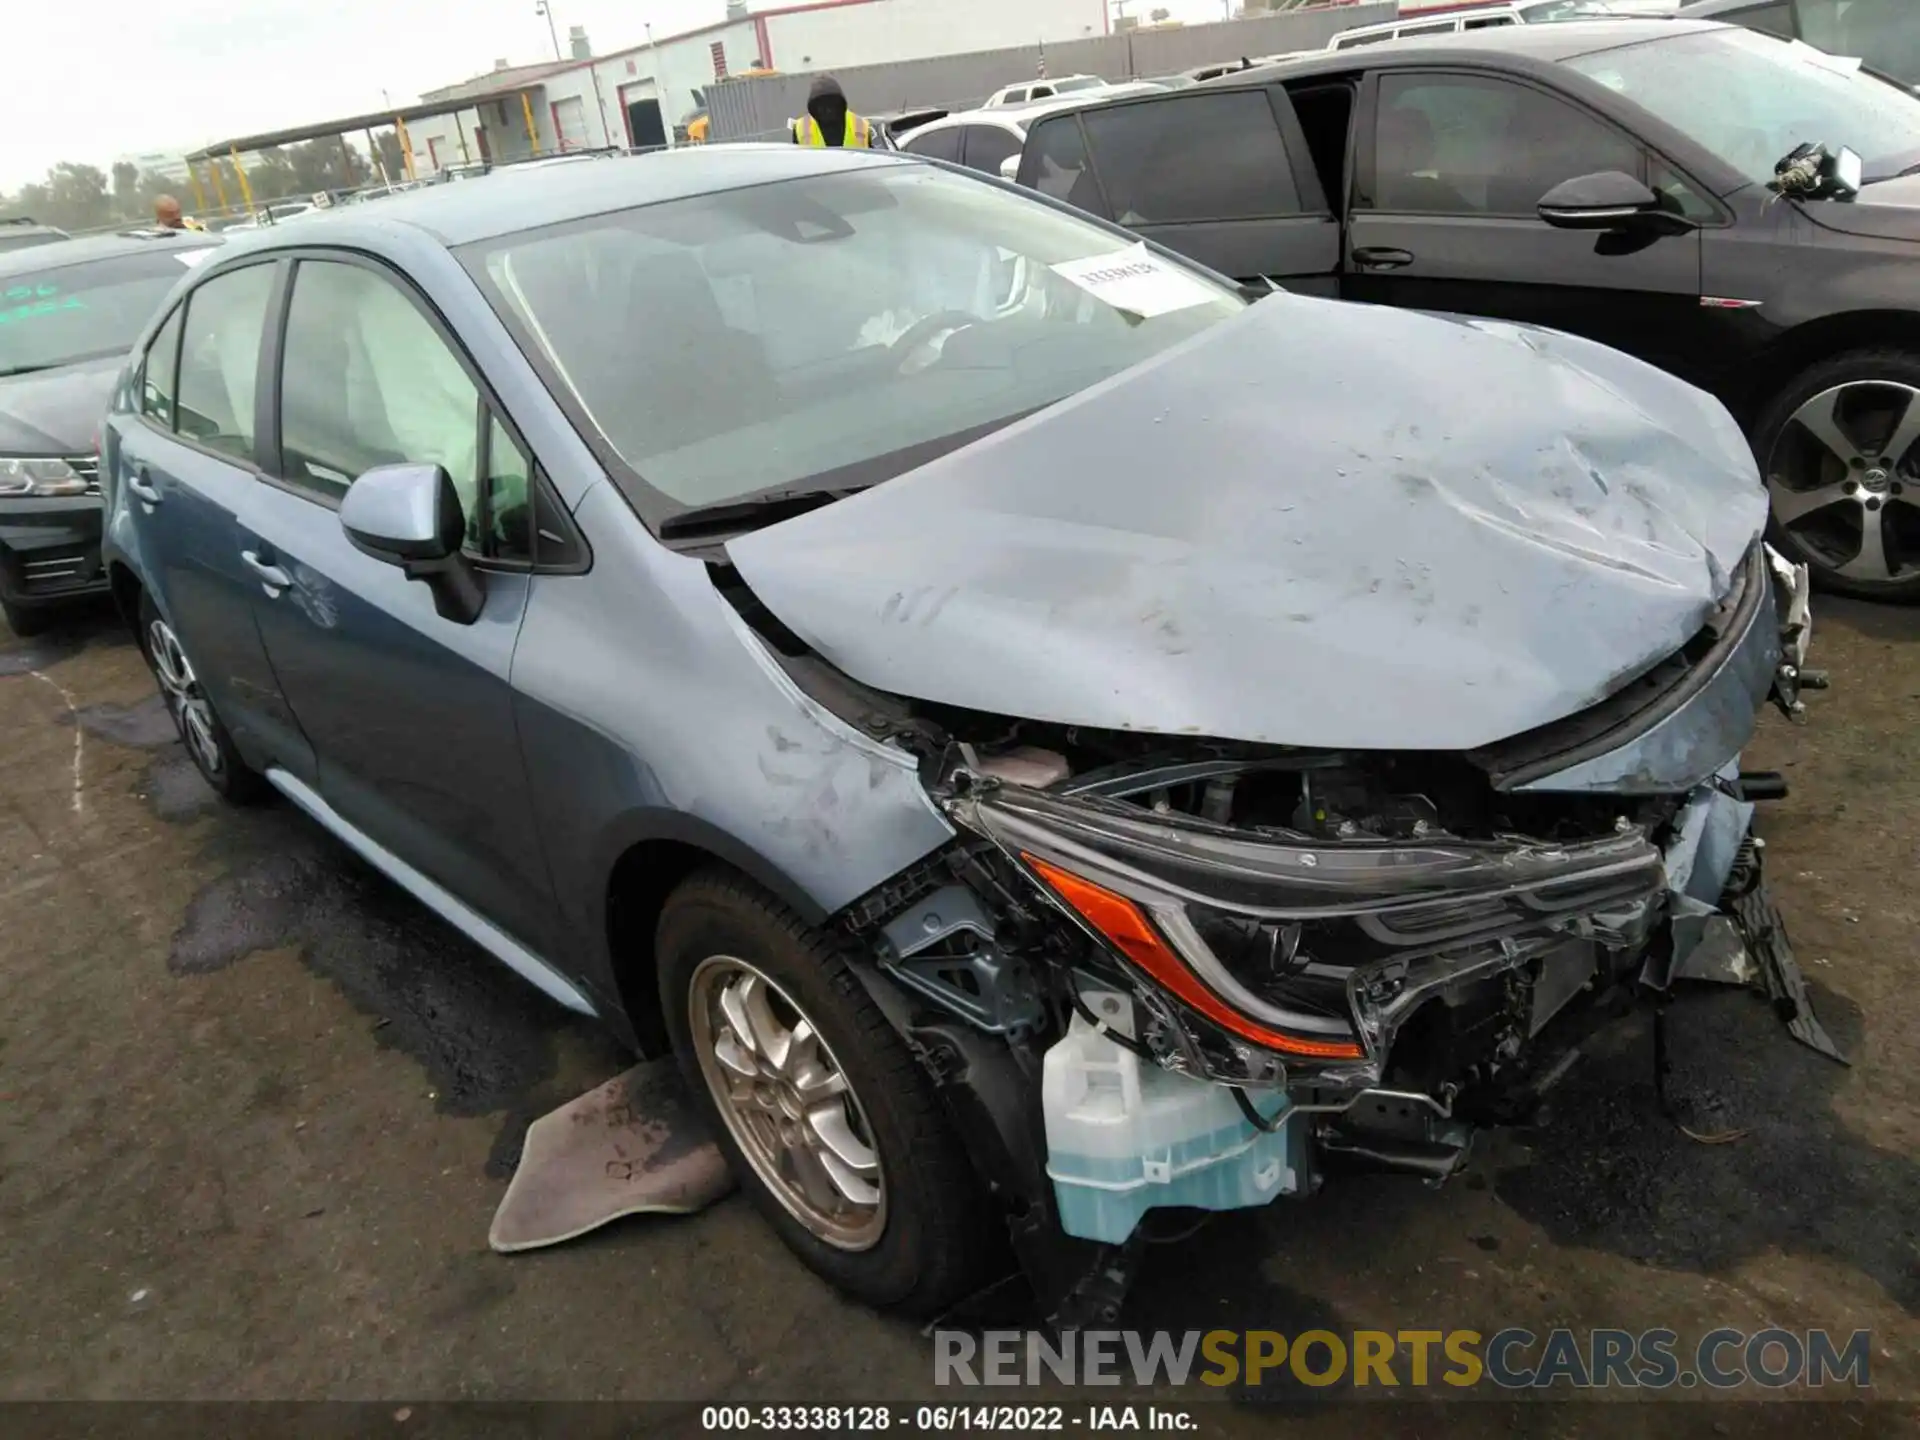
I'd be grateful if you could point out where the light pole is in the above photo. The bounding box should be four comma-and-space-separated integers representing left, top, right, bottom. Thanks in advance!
535, 0, 562, 61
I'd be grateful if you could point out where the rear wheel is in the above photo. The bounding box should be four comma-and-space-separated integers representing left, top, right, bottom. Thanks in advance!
137, 592, 268, 803
656, 868, 996, 1316
1756, 349, 1920, 601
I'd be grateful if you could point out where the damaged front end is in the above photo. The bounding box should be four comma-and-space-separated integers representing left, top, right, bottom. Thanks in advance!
820, 543, 1834, 1296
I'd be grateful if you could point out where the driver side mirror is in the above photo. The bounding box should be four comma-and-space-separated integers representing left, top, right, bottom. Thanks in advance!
999, 154, 1021, 182
1537, 171, 1692, 234
340, 463, 485, 624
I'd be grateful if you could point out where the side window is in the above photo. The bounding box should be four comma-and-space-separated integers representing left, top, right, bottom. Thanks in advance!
1020, 116, 1107, 216
174, 264, 275, 459
905, 126, 962, 162
1400, 21, 1458, 36
1370, 73, 1643, 217
1081, 91, 1303, 225
140, 306, 182, 429
962, 124, 1023, 176
277, 259, 540, 564
1464, 15, 1517, 28
1800, 0, 1918, 79
1031, 85, 1055, 100
480, 415, 536, 564
277, 259, 480, 513
1649, 157, 1718, 222
1729, 2, 1796, 39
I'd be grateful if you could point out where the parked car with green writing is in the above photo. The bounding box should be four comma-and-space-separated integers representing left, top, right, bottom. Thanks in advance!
0, 231, 217, 633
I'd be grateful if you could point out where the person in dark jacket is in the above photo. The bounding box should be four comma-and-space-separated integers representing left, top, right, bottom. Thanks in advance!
791, 76, 873, 147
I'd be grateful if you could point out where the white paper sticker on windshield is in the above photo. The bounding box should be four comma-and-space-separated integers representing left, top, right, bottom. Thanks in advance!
1050, 243, 1215, 319
176, 249, 216, 268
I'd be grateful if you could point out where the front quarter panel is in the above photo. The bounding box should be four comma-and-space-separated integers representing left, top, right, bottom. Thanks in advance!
513, 482, 956, 1014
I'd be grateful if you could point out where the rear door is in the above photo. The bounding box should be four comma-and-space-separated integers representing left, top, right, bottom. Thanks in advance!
1344, 68, 1716, 385
236, 252, 563, 955
114, 259, 314, 775
1020, 88, 1341, 295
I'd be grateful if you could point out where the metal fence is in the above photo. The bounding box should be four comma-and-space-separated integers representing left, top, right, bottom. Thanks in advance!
704, 3, 1393, 142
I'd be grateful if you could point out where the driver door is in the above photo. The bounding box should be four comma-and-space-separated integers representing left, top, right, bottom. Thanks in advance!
237, 253, 563, 957
1344, 70, 1717, 388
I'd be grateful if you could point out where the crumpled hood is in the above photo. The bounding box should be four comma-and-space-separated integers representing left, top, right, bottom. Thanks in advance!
1802, 180, 1920, 243
0, 353, 120, 455
726, 294, 1766, 751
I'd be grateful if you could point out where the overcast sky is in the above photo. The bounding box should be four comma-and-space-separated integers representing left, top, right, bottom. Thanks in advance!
5, 0, 1231, 192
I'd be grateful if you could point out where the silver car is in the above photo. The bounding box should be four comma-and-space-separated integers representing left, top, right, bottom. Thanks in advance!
100, 144, 1827, 1321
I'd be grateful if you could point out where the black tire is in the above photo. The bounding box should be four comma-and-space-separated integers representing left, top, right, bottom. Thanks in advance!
1754, 347, 1920, 602
656, 868, 996, 1316
135, 591, 269, 803
2, 599, 50, 638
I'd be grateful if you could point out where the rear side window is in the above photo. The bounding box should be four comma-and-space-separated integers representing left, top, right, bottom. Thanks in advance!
1369, 73, 1642, 216
905, 126, 962, 162
1020, 115, 1106, 214
962, 125, 1023, 175
141, 306, 182, 428
1081, 91, 1302, 224
1730, 3, 1796, 39
174, 263, 275, 459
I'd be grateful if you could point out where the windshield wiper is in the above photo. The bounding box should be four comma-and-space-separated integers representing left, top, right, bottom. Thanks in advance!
659, 486, 852, 542
656, 406, 1054, 543
0, 362, 58, 380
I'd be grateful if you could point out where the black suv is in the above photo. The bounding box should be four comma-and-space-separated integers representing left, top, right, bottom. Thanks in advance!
0, 231, 217, 633
1016, 19, 1920, 598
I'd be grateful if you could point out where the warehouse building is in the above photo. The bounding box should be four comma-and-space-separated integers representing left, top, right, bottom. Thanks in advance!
403, 0, 1111, 170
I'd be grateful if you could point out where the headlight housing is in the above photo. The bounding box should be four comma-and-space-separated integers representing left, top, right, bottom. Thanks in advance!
948, 780, 1665, 1077
0, 457, 88, 498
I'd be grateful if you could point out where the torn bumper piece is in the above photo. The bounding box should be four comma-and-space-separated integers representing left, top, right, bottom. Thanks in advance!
1647, 783, 1845, 1063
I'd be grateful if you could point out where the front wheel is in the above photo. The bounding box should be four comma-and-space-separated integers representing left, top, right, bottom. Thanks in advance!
1755, 349, 1920, 601
656, 869, 997, 1316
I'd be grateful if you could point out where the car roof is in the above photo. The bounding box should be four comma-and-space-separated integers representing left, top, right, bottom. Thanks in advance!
1222, 16, 1723, 81
0, 228, 219, 280
226, 144, 911, 250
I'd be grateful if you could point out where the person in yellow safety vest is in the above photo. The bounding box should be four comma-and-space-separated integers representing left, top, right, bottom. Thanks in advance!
790, 76, 873, 148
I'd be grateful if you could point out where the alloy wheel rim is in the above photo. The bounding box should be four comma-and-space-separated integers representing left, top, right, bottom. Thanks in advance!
1766, 379, 1920, 583
146, 617, 223, 777
688, 955, 886, 1251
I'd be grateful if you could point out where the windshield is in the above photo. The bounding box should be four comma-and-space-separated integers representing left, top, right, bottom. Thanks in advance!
0, 247, 208, 377
463, 164, 1242, 516
1566, 28, 1920, 185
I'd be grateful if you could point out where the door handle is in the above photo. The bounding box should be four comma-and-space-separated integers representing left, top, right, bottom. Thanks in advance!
1352, 246, 1416, 271
126, 469, 162, 504
241, 549, 291, 594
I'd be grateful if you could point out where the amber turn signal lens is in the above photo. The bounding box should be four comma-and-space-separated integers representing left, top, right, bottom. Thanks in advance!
1024, 854, 1365, 1061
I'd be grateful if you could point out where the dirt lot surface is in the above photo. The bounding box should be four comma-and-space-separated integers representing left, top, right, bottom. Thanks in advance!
1, 597, 1916, 1436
